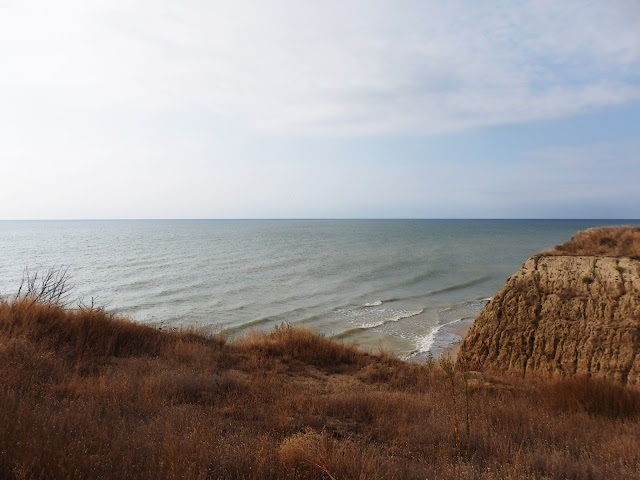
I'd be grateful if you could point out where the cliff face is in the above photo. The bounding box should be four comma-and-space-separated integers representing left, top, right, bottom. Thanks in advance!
458, 254, 640, 384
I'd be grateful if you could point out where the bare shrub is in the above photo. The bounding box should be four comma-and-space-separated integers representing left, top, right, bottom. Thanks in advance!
15, 267, 74, 306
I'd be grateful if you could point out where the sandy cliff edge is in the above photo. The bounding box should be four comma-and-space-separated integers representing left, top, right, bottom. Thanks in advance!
457, 227, 640, 384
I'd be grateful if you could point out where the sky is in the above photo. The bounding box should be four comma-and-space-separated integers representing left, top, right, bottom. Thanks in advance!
1, 0, 639, 219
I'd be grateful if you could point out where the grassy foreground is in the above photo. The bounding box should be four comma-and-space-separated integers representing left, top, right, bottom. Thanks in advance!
1, 298, 639, 479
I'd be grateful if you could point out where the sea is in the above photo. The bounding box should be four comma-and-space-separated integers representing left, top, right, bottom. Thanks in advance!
1, 219, 637, 359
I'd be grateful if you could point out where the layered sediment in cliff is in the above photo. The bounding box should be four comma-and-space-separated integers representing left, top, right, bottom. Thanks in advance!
458, 227, 640, 384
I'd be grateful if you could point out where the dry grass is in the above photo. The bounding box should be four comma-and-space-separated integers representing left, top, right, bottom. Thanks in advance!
1, 298, 639, 479
544, 225, 640, 257
540, 375, 640, 419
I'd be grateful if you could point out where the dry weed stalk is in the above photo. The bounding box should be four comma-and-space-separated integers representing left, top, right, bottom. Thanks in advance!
461, 372, 472, 458
441, 357, 475, 465
440, 357, 461, 461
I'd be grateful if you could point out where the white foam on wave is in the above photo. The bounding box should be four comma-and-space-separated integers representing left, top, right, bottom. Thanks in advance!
417, 323, 445, 353
415, 315, 481, 359
359, 309, 424, 329
339, 306, 425, 330
364, 300, 383, 307
417, 316, 473, 354
384, 308, 424, 324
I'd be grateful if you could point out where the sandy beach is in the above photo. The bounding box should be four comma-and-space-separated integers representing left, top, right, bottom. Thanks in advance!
440, 323, 471, 360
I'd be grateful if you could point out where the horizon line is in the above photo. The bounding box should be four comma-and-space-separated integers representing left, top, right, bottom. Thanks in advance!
1, 218, 639, 222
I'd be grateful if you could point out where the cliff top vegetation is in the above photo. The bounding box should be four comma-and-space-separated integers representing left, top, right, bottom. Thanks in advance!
544, 225, 640, 257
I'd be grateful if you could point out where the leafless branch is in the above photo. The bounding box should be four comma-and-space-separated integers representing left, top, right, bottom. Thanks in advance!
15, 266, 74, 307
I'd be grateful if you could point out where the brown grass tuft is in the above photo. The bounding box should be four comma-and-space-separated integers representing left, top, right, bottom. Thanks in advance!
236, 324, 366, 372
539, 375, 640, 419
279, 428, 393, 480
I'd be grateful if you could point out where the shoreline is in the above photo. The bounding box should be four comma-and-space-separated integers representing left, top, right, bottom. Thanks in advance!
406, 317, 475, 363
440, 323, 471, 360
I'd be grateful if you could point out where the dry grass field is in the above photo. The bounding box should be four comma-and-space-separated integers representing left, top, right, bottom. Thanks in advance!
1, 297, 639, 479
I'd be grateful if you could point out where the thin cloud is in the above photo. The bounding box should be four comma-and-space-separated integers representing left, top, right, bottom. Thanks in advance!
527, 139, 640, 168
1, 1, 639, 135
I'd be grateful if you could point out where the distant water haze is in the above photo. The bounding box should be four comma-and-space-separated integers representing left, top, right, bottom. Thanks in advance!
1, 219, 637, 358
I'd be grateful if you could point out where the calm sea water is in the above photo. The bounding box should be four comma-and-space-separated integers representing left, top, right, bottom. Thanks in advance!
0, 219, 637, 358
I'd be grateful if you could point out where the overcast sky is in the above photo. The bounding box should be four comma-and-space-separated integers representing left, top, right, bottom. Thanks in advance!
1, 0, 639, 219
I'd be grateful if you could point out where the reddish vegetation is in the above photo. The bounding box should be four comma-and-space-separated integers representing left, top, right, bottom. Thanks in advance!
545, 225, 640, 257
1, 298, 639, 479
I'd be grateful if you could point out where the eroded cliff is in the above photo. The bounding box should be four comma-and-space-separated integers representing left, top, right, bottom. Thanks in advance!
458, 227, 640, 384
